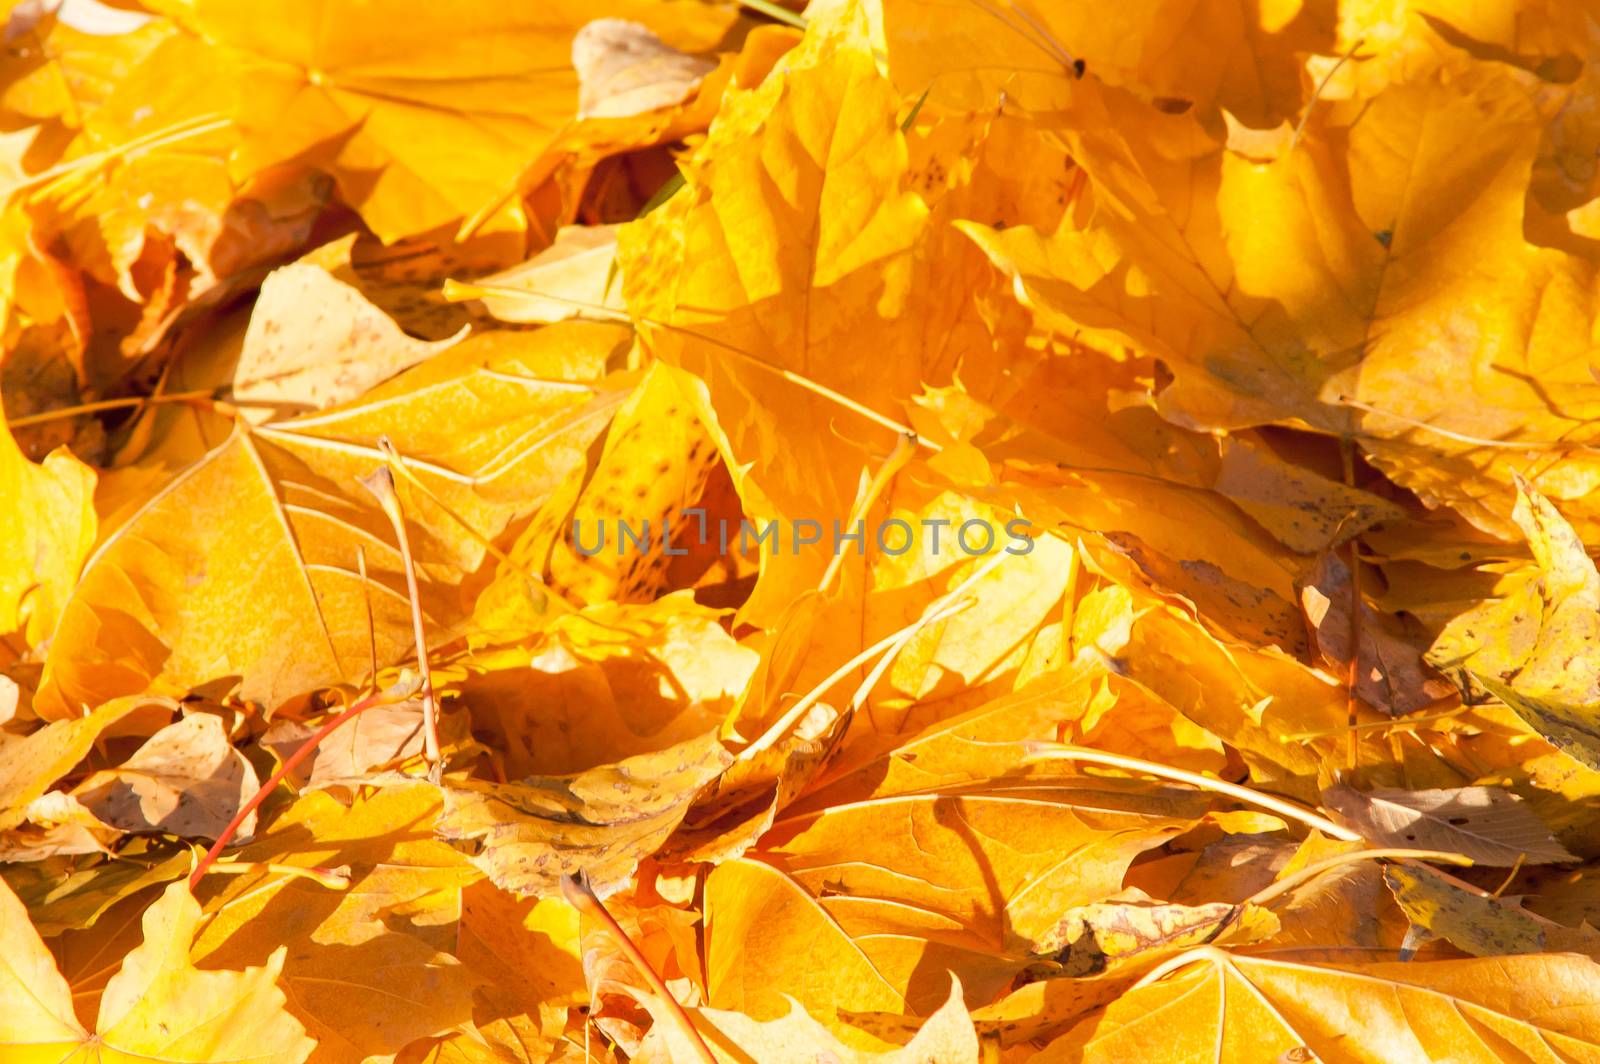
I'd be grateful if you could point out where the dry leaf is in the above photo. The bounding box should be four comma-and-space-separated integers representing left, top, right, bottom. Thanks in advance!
1383, 862, 1551, 958
231, 263, 467, 417
0, 695, 146, 830
0, 790, 119, 860
619, 4, 940, 618
460, 594, 754, 778
193, 784, 479, 1064
149, 0, 736, 240
574, 20, 715, 121
72, 712, 258, 840
436, 730, 731, 899
1322, 782, 1576, 866
765, 777, 1202, 952
8, 1, 1600, 1058
0, 412, 96, 647
37, 325, 632, 717
1039, 891, 1279, 970
1430, 476, 1600, 768
260, 700, 427, 791
1214, 436, 1405, 554
451, 224, 625, 325
1299, 550, 1455, 716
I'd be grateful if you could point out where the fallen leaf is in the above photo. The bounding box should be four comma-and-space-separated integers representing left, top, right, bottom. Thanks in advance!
764, 777, 1203, 952
152, 0, 737, 241
574, 20, 716, 121
0, 696, 141, 830
1039, 891, 1279, 970
0, 790, 119, 860
231, 263, 467, 418
459, 593, 753, 778
0, 877, 313, 1064
1383, 862, 1551, 958
451, 224, 625, 326
1214, 436, 1406, 555
637, 976, 980, 1062
882, 0, 1334, 124
4, 847, 190, 936
436, 730, 731, 899
618, 4, 940, 618
1322, 782, 1576, 866
1430, 476, 1600, 769
1035, 948, 1600, 1063
37, 325, 633, 717
193, 784, 479, 1064
1299, 550, 1455, 716
72, 712, 258, 840
0, 409, 96, 648
704, 856, 957, 1046
260, 700, 429, 791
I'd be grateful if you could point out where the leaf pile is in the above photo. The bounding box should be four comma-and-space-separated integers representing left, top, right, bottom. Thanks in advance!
7, 1, 1600, 1061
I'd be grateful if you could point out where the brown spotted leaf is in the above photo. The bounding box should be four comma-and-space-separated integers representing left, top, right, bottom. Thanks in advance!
1323, 783, 1577, 867
435, 730, 731, 899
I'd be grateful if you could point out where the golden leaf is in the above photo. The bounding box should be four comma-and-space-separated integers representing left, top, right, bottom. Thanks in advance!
0, 411, 96, 647
0, 877, 313, 1064
231, 263, 466, 418
37, 326, 631, 717
636, 978, 980, 1063
1036, 949, 1600, 1062
193, 784, 479, 1064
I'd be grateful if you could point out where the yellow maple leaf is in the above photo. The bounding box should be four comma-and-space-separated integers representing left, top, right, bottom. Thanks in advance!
0, 412, 95, 648
0, 877, 313, 1064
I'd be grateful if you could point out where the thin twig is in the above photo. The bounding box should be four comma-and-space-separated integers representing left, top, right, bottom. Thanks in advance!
356, 547, 378, 685
1289, 38, 1364, 156
200, 860, 352, 890
445, 284, 942, 453
5, 390, 213, 429
1491, 853, 1527, 898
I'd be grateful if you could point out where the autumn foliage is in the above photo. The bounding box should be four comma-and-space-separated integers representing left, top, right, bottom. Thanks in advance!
7, 0, 1600, 1060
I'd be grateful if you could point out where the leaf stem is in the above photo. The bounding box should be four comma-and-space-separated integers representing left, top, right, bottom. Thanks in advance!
735, 553, 1010, 764
561, 873, 718, 1064
5, 390, 214, 429
202, 860, 352, 890
1244, 847, 1472, 910
1024, 743, 1362, 842
1279, 705, 1471, 741
816, 431, 917, 595
363, 442, 443, 781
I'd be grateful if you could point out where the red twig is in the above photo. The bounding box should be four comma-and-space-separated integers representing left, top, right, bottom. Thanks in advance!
189, 689, 384, 888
